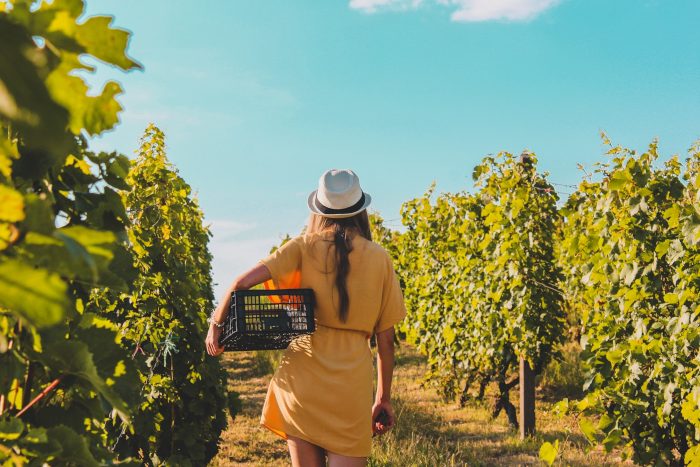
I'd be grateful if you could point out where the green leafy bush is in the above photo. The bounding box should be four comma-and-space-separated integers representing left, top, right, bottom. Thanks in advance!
251, 350, 285, 377
379, 153, 565, 424
93, 125, 231, 466
0, 1, 143, 464
542, 135, 700, 466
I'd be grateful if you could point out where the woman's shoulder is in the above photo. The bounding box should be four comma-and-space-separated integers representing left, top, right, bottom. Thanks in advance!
276, 234, 307, 250
355, 236, 393, 263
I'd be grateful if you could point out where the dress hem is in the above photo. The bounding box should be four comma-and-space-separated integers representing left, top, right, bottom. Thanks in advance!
259, 420, 370, 458
260, 422, 287, 441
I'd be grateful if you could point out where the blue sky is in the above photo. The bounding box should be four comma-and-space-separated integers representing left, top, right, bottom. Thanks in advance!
82, 0, 700, 298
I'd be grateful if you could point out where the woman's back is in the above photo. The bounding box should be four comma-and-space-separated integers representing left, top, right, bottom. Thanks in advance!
262, 230, 405, 336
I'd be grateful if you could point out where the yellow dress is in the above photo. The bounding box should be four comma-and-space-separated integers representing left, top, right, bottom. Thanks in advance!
259, 231, 406, 457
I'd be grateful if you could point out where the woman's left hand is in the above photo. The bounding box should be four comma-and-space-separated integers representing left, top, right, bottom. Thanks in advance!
371, 401, 395, 436
206, 325, 225, 356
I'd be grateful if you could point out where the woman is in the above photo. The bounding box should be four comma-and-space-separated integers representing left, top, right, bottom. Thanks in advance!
206, 169, 406, 467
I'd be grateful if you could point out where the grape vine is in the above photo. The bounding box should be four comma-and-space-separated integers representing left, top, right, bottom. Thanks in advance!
542, 135, 700, 466
0, 3, 231, 466
378, 153, 566, 426
379, 138, 700, 465
91, 125, 233, 466
0, 1, 143, 465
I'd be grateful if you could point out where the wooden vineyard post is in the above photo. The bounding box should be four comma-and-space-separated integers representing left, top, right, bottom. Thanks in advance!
519, 151, 536, 439
519, 356, 536, 438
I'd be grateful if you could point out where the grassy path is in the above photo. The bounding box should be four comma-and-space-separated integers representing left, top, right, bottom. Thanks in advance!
209, 342, 629, 467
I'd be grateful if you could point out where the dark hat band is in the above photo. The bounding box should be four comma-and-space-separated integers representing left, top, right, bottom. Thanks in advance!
314, 193, 366, 215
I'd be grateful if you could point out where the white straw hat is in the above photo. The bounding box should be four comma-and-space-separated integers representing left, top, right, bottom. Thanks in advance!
307, 169, 372, 218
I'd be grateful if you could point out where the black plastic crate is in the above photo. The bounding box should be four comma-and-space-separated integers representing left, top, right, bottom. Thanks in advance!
219, 289, 315, 351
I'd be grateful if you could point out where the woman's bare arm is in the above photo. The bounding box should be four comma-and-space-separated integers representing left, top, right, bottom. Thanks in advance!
372, 326, 396, 435
206, 263, 272, 356
211, 263, 272, 323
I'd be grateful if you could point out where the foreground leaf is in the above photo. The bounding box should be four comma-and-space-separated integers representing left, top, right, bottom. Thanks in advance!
38, 341, 131, 421
579, 418, 596, 444
0, 259, 69, 327
539, 440, 559, 466
46, 426, 100, 467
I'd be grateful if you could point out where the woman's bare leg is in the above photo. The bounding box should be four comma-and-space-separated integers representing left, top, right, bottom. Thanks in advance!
327, 450, 367, 467
287, 435, 325, 467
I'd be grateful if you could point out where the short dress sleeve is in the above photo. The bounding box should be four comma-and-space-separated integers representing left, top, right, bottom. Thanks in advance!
374, 251, 407, 335
260, 236, 303, 290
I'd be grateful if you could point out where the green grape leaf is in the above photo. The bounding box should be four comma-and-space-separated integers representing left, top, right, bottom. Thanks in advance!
686, 446, 700, 467
655, 239, 671, 256
21, 428, 48, 445
602, 429, 622, 453
578, 418, 596, 444
73, 15, 142, 71
0, 17, 70, 154
598, 413, 615, 430
54, 230, 98, 279
38, 340, 131, 421
0, 185, 24, 222
539, 440, 559, 466
46, 65, 126, 137
22, 226, 134, 289
608, 172, 630, 191
21, 193, 56, 235
682, 395, 700, 426
0, 419, 24, 441
103, 152, 132, 191
443, 326, 456, 344
663, 293, 679, 304
46, 425, 100, 467
75, 314, 141, 409
0, 259, 69, 327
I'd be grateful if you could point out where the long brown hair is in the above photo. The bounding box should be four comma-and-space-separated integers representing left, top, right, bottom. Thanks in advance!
307, 210, 372, 323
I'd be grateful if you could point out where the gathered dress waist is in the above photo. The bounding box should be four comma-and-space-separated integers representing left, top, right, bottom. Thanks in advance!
315, 323, 372, 338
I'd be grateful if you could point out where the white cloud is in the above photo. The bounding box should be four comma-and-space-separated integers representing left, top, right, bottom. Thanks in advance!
350, 0, 562, 21
349, 0, 423, 13
451, 0, 560, 21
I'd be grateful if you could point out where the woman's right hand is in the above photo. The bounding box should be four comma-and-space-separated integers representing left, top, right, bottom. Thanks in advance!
207, 264, 272, 357
371, 400, 395, 436
206, 324, 225, 356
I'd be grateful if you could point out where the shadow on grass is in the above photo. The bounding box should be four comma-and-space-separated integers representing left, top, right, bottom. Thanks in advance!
394, 348, 428, 368
370, 392, 484, 467
370, 342, 625, 467
213, 342, 620, 467
220, 349, 285, 379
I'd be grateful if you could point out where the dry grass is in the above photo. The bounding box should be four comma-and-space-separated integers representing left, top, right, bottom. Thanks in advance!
209, 342, 630, 467
208, 350, 289, 466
